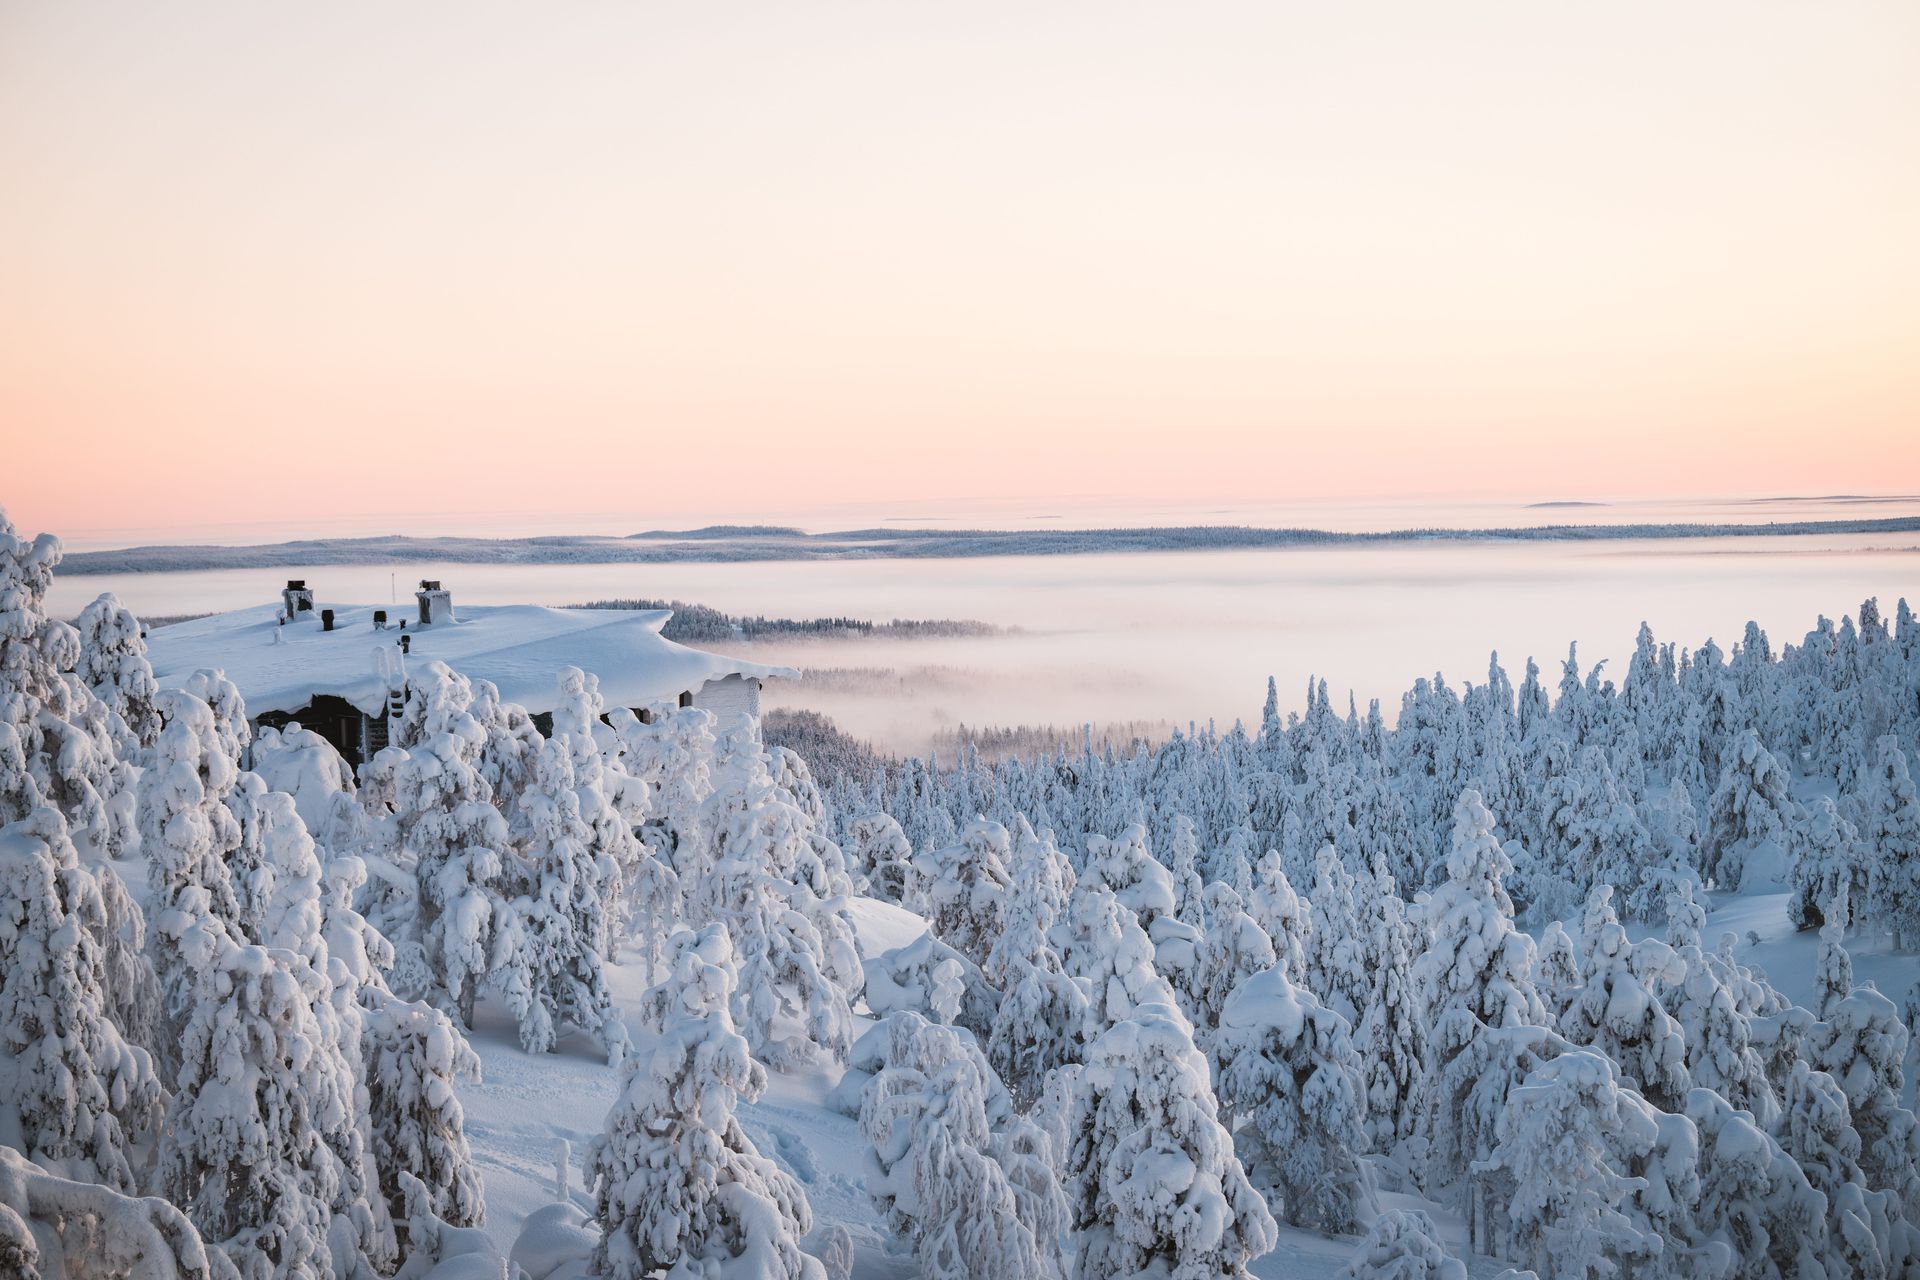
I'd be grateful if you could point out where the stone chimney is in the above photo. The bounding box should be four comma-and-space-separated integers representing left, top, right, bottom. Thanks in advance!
282, 580, 314, 620
415, 580, 455, 626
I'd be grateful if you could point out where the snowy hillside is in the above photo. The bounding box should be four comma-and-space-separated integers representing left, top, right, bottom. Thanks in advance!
5, 505, 1920, 1280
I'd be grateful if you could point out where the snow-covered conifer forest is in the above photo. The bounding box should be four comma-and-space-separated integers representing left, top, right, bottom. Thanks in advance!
7, 504, 1920, 1280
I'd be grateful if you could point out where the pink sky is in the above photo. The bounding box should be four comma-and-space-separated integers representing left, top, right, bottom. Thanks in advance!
3, 1, 1917, 540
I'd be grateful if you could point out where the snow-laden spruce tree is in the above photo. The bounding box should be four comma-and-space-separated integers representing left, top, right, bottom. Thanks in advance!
1683, 1087, 1829, 1280
590, 923, 824, 1280
1068, 1001, 1276, 1280
1083, 822, 1177, 928
1559, 885, 1691, 1112
766, 745, 867, 1003
863, 928, 999, 1046
215, 781, 396, 1274
1533, 921, 1582, 1026
1775, 1061, 1909, 1280
610, 703, 716, 872
0, 1143, 241, 1280
1354, 857, 1426, 1151
1864, 735, 1920, 949
984, 818, 1090, 1107
1306, 843, 1369, 1024
1053, 883, 1177, 1034
1413, 790, 1559, 1205
387, 662, 515, 1024
1623, 622, 1683, 768
1413, 790, 1551, 1191
550, 666, 678, 976
1414, 790, 1548, 1037
1701, 730, 1797, 892
1247, 848, 1311, 985
1663, 874, 1707, 952
221, 772, 300, 947
248, 721, 357, 844
0, 806, 163, 1193
1788, 795, 1867, 933
0, 722, 33, 821
1667, 944, 1779, 1129
363, 995, 485, 1246
1336, 1209, 1468, 1280
1627, 1105, 1717, 1280
1475, 1051, 1662, 1280
1214, 964, 1374, 1233
156, 903, 368, 1280
692, 757, 854, 1069
1581, 785, 1666, 926
0, 512, 129, 857
468, 679, 539, 837
859, 1012, 1053, 1280
845, 810, 919, 908
73, 592, 162, 752
504, 737, 626, 1062
1213, 822, 1257, 897
1807, 983, 1920, 1216
996, 1113, 1070, 1275
1188, 882, 1277, 1053
922, 816, 1017, 971
687, 714, 772, 887
1527, 745, 1638, 922
178, 667, 249, 764
242, 787, 333, 969
985, 816, 1074, 987
1814, 889, 1855, 1022
1167, 812, 1206, 926
141, 688, 243, 919
988, 944, 1089, 1110
1639, 785, 1705, 916
140, 687, 249, 1071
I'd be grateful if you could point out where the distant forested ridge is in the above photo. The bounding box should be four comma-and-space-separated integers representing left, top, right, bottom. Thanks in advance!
59, 514, 1920, 573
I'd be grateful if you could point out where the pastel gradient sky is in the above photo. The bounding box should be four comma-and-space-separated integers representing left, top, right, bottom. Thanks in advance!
3, 1, 1917, 539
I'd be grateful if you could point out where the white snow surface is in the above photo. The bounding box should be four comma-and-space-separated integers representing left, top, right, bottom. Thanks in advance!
146, 603, 797, 718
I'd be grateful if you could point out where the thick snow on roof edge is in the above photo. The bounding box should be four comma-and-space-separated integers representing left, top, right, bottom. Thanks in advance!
147, 602, 798, 718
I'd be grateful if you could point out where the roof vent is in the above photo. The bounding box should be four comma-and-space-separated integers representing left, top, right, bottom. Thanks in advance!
416, 580, 455, 626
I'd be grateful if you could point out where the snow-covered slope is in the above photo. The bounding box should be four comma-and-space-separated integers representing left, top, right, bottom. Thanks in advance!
148, 602, 796, 717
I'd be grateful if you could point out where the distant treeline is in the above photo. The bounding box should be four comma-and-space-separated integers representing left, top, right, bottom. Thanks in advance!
761, 706, 1180, 789
569, 598, 1000, 643
928, 720, 1174, 762
763, 665, 984, 694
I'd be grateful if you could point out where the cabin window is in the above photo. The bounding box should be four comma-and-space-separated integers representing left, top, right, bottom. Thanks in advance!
678, 690, 693, 708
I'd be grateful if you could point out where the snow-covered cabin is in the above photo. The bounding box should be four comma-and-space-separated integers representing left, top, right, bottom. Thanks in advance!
146, 580, 797, 766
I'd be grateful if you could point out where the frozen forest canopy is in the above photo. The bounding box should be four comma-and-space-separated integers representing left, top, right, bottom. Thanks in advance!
6, 501, 1920, 1280
55, 512, 1920, 573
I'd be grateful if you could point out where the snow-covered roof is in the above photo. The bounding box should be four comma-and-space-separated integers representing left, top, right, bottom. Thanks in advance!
146, 602, 798, 718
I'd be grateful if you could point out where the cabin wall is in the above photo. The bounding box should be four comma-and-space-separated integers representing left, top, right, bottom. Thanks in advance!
251, 695, 373, 769
693, 673, 760, 721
